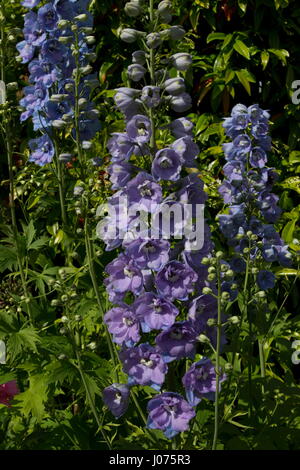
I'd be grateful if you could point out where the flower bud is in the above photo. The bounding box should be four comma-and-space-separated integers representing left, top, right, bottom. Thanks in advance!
164, 77, 185, 96
74, 13, 88, 22
125, 1, 142, 17
58, 36, 73, 44
120, 28, 142, 43
86, 35, 96, 45
202, 287, 213, 295
79, 65, 93, 75
132, 50, 147, 65
225, 269, 234, 279
169, 25, 185, 40
146, 32, 162, 49
198, 334, 210, 344
58, 20, 70, 29
127, 63, 146, 82
256, 291, 266, 298
207, 318, 217, 327
52, 119, 67, 128
61, 315, 69, 323
61, 295, 68, 303
171, 53, 192, 71
228, 316, 240, 325
51, 299, 59, 307
75, 315, 82, 321
169, 92, 192, 112
216, 251, 224, 259
82, 141, 92, 150
201, 257, 210, 265
88, 342, 97, 350
6, 82, 18, 91
207, 273, 216, 281
78, 98, 88, 109
158, 0, 172, 12
220, 264, 228, 272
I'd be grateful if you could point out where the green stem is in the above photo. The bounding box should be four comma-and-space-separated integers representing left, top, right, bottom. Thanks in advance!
258, 338, 266, 393
149, 0, 156, 153
71, 335, 112, 450
54, 139, 67, 228
212, 262, 222, 450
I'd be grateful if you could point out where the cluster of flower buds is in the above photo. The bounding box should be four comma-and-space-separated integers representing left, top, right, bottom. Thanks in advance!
101, 0, 227, 439
17, 0, 100, 166
218, 104, 292, 291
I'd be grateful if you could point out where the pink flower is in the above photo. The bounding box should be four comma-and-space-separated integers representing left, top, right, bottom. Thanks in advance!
0, 380, 19, 407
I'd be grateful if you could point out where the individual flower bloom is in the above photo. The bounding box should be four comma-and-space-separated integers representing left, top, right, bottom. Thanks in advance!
188, 294, 217, 322
171, 136, 199, 167
218, 181, 235, 204
163, 77, 185, 96
20, 84, 49, 118
182, 358, 226, 406
120, 343, 168, 390
169, 93, 192, 113
170, 117, 194, 138
257, 270, 276, 290
152, 148, 183, 181
124, 238, 170, 271
146, 32, 162, 49
171, 53, 192, 71
132, 50, 147, 65
177, 174, 207, 205
0, 381, 19, 407
127, 63, 146, 82
22, 0, 42, 7
249, 147, 267, 168
218, 205, 246, 239
104, 306, 140, 346
230, 256, 246, 273
222, 161, 245, 186
16, 41, 35, 63
107, 132, 136, 162
155, 260, 197, 301
104, 253, 144, 299
28, 60, 58, 87
155, 321, 197, 362
133, 292, 179, 332
28, 134, 54, 166
102, 383, 130, 418
258, 191, 281, 222
147, 392, 195, 438
168, 25, 185, 40
140, 86, 161, 108
126, 114, 152, 144
251, 121, 269, 140
126, 172, 163, 212
41, 39, 67, 64
37, 3, 58, 31
108, 162, 137, 190
247, 104, 270, 123
232, 134, 252, 155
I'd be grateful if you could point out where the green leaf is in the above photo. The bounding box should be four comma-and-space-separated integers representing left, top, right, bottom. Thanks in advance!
14, 374, 48, 421
0, 245, 18, 272
8, 327, 40, 360
233, 39, 250, 60
261, 50, 270, 70
24, 220, 36, 250
238, 0, 247, 13
235, 70, 251, 95
28, 236, 48, 251
206, 32, 226, 43
268, 48, 289, 65
189, 7, 200, 31
282, 220, 296, 243
280, 176, 300, 194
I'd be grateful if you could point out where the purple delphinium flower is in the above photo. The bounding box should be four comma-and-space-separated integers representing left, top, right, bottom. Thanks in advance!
170, 117, 194, 138
155, 260, 198, 301
126, 114, 152, 144
151, 148, 183, 181
103, 383, 130, 418
108, 162, 137, 190
119, 343, 168, 390
147, 392, 195, 438
126, 172, 163, 212
133, 292, 179, 332
171, 136, 199, 168
182, 358, 226, 406
257, 270, 276, 290
104, 306, 141, 346
104, 254, 144, 301
28, 134, 54, 166
124, 238, 170, 271
155, 321, 197, 362
140, 86, 161, 108
37, 3, 58, 31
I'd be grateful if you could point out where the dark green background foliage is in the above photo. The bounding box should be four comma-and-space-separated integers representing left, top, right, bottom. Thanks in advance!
0, 0, 299, 450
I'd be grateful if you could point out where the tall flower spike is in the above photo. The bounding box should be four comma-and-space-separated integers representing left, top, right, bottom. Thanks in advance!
99, 0, 216, 439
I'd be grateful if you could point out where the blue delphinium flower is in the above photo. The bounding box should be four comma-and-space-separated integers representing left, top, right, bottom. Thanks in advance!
102, 384, 130, 418
147, 392, 195, 438
18, 0, 100, 165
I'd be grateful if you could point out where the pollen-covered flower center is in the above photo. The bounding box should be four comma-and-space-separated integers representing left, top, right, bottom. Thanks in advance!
160, 157, 172, 168
140, 358, 154, 367
138, 182, 153, 197
123, 316, 134, 326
